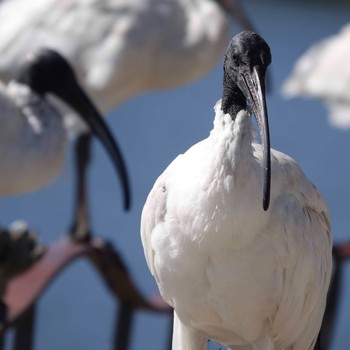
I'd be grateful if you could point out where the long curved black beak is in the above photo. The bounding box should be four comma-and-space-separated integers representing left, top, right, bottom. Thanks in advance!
242, 66, 271, 211
56, 81, 131, 211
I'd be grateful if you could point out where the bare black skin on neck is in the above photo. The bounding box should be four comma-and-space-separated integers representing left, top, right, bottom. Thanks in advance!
221, 58, 246, 119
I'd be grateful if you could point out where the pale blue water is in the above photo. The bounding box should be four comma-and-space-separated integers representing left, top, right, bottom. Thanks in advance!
0, 0, 350, 349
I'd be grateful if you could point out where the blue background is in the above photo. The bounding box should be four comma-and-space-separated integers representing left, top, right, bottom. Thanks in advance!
1, 0, 350, 349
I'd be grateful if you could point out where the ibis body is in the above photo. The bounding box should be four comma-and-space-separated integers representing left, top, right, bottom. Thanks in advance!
0, 0, 254, 113
141, 32, 332, 350
283, 23, 350, 129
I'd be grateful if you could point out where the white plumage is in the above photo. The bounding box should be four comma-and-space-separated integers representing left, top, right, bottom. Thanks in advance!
141, 32, 332, 350
0, 0, 253, 114
0, 80, 66, 196
283, 23, 350, 129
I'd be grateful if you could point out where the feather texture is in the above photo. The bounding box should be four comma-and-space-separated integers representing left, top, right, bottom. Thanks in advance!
141, 101, 332, 350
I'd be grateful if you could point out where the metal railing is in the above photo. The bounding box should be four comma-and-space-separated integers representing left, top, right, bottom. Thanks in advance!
0, 234, 173, 350
1, 235, 350, 350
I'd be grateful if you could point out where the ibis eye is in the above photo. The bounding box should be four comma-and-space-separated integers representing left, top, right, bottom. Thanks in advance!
232, 54, 240, 67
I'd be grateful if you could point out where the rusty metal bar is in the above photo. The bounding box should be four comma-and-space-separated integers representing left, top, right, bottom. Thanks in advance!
0, 300, 6, 350
0, 235, 172, 350
166, 313, 173, 350
13, 303, 36, 350
87, 239, 171, 313
322, 252, 342, 349
113, 302, 134, 350
69, 133, 92, 241
318, 246, 346, 350
0, 330, 4, 350
3, 238, 89, 325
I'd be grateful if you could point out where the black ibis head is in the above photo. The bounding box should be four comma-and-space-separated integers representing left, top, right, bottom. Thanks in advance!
221, 31, 271, 211
16, 48, 131, 211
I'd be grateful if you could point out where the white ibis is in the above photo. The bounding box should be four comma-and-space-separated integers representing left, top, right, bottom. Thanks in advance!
283, 23, 350, 129
0, 48, 130, 237
0, 0, 255, 114
141, 31, 332, 349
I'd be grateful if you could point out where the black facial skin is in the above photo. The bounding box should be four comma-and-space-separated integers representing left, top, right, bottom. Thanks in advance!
221, 31, 272, 211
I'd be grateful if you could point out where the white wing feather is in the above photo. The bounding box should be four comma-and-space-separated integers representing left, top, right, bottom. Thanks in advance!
283, 23, 350, 128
